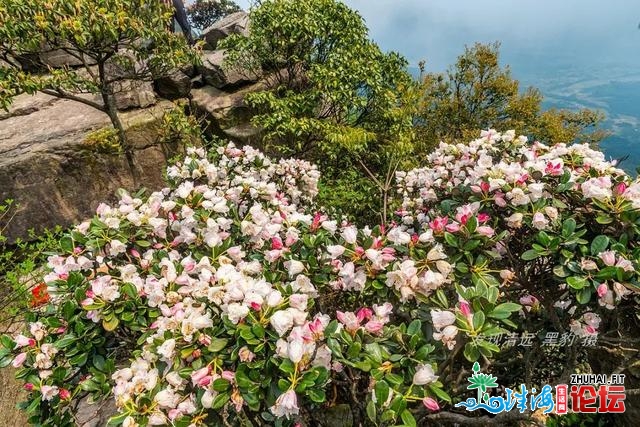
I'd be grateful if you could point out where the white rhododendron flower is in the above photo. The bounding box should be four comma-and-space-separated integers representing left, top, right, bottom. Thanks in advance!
413, 364, 439, 385
270, 390, 299, 418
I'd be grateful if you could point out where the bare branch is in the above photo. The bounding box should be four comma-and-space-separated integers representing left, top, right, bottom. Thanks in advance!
40, 88, 105, 111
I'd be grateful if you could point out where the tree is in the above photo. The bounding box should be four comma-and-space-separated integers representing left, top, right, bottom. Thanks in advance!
187, 0, 242, 30
416, 42, 608, 154
221, 0, 419, 224
0, 0, 200, 171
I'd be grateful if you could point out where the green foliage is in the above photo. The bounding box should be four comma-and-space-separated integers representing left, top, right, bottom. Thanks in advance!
157, 102, 205, 145
221, 0, 418, 224
416, 42, 608, 155
0, 0, 201, 146
0, 200, 62, 316
187, 0, 242, 30
83, 128, 122, 154
222, 0, 416, 158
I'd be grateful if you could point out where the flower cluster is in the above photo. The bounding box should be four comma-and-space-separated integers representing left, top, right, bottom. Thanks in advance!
396, 129, 640, 357
2, 132, 638, 426
1, 143, 458, 427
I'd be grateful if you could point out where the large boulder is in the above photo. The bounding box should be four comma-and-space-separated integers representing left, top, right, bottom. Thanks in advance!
199, 49, 258, 89
39, 46, 98, 69
0, 92, 184, 242
201, 11, 250, 50
105, 52, 156, 110
191, 83, 263, 146
154, 69, 192, 100
72, 395, 118, 427
191, 82, 259, 129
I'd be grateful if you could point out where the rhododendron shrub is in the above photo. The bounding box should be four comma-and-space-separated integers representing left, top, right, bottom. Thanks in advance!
0, 132, 638, 426
396, 130, 639, 383
0, 144, 461, 426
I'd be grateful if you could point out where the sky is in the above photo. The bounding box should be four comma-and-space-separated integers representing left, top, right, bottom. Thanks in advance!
232, 0, 640, 77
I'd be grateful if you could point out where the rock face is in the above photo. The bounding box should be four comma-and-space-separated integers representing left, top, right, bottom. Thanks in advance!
72, 395, 118, 427
191, 83, 262, 145
0, 92, 182, 243
154, 69, 192, 100
105, 53, 157, 111
201, 11, 250, 50
199, 49, 258, 89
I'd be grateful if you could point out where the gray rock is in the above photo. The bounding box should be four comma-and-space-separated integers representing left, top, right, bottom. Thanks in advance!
201, 11, 250, 50
39, 48, 96, 69
317, 404, 354, 427
191, 82, 262, 130
112, 80, 156, 110
105, 52, 157, 110
73, 395, 118, 427
155, 69, 192, 100
199, 49, 257, 89
0, 92, 182, 243
222, 122, 261, 145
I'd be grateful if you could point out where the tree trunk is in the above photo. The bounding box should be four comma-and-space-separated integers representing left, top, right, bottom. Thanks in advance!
98, 60, 140, 185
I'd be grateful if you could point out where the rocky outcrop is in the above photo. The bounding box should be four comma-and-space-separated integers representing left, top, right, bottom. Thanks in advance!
191, 82, 262, 145
0, 92, 183, 243
1, 10, 265, 243
105, 52, 157, 110
72, 395, 119, 427
154, 69, 193, 100
199, 49, 259, 89
201, 11, 250, 50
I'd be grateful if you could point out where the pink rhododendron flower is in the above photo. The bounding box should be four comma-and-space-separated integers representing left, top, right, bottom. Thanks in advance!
597, 284, 608, 298
423, 397, 440, 411
270, 390, 299, 419
12, 352, 27, 368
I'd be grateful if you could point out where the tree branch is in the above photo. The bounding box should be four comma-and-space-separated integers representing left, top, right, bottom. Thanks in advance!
40, 88, 105, 112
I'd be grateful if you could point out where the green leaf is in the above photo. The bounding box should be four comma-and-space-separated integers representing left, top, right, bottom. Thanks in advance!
521, 249, 540, 261
102, 316, 119, 332
407, 319, 421, 336
562, 218, 576, 236
576, 288, 592, 304
400, 409, 417, 427
347, 341, 362, 359
428, 384, 452, 402
590, 235, 609, 255
493, 302, 521, 313
463, 342, 480, 361
366, 400, 377, 423
208, 338, 228, 353
0, 335, 14, 350
54, 334, 77, 350
365, 343, 383, 364
566, 276, 587, 290
212, 392, 230, 410
107, 412, 130, 426
92, 354, 106, 372
472, 312, 485, 330
213, 378, 230, 392
121, 282, 138, 299
307, 388, 326, 403
385, 372, 403, 386
443, 232, 458, 247
60, 236, 74, 253
279, 359, 295, 374
374, 380, 390, 405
